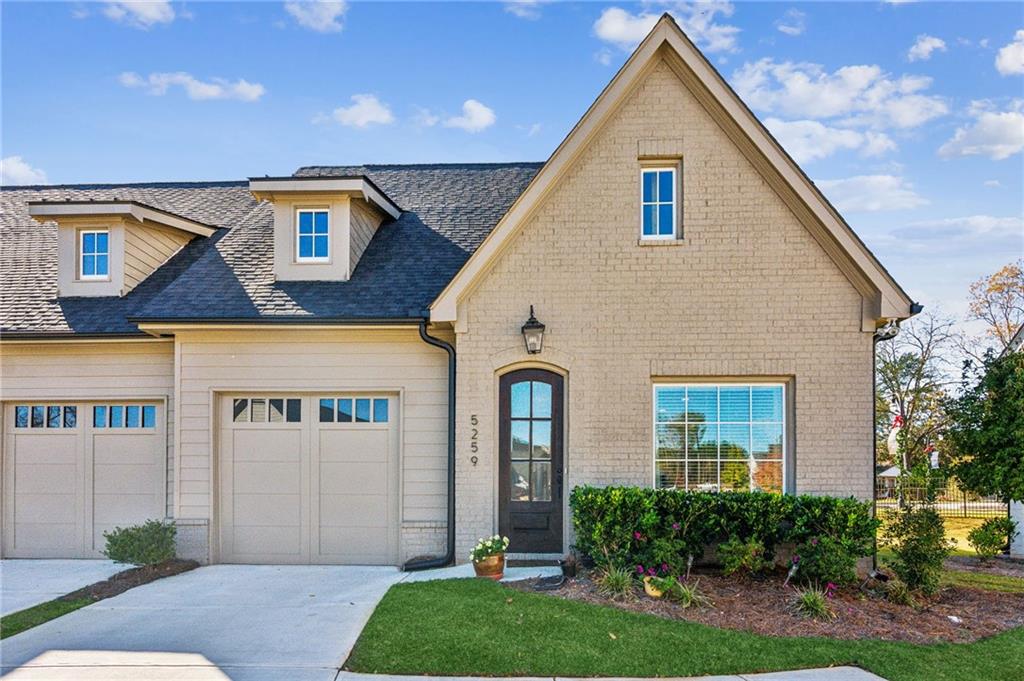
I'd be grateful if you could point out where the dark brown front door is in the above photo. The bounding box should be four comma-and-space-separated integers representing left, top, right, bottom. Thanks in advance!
499, 369, 564, 553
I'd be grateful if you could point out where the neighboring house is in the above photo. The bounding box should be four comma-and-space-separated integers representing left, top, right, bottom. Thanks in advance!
0, 16, 916, 566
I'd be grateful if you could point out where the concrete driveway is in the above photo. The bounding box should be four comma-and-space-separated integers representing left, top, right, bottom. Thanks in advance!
1, 560, 125, 616
0, 564, 404, 680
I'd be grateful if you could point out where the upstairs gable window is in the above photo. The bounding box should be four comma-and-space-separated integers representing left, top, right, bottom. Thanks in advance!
80, 230, 109, 279
296, 209, 329, 262
640, 167, 677, 239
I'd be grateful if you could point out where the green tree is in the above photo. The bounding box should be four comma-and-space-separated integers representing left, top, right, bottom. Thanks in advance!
946, 351, 1024, 503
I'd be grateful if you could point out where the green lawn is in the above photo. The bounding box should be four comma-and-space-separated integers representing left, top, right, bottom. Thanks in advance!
942, 569, 1024, 594
346, 579, 1024, 681
0, 598, 94, 639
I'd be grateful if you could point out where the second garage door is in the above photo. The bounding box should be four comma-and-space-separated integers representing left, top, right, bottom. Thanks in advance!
218, 394, 399, 565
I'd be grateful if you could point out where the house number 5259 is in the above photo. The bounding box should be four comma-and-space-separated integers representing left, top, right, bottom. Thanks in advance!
469, 414, 479, 465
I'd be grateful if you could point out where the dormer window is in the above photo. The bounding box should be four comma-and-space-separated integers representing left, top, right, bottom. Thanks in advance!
296, 209, 330, 262
640, 166, 678, 240
80, 230, 110, 279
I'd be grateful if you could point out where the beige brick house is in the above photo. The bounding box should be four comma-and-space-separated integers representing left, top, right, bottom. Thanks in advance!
0, 16, 915, 566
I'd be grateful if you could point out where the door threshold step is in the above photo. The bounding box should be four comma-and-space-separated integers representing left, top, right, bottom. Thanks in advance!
507, 558, 562, 567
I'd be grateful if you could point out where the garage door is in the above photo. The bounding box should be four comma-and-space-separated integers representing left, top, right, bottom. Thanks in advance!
2, 402, 166, 558
218, 395, 398, 565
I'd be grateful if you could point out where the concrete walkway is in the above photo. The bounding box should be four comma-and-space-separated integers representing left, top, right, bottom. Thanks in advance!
1, 560, 125, 616
0, 565, 404, 680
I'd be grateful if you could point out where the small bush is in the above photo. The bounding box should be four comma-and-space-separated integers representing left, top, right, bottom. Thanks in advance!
671, 580, 711, 609
882, 508, 952, 595
793, 586, 834, 620
595, 566, 634, 600
103, 519, 176, 566
718, 536, 773, 576
885, 578, 916, 607
793, 536, 858, 585
968, 517, 1018, 562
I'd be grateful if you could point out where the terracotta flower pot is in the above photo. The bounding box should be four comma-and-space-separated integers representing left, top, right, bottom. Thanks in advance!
473, 553, 505, 580
643, 576, 664, 598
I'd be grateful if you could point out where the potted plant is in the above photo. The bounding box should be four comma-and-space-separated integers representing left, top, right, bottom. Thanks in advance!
470, 534, 510, 580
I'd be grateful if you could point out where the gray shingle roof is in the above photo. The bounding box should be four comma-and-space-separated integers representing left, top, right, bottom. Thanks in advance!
1, 164, 542, 336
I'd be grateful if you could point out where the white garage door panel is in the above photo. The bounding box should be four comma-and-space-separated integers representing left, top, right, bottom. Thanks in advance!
220, 395, 398, 565
3, 402, 165, 558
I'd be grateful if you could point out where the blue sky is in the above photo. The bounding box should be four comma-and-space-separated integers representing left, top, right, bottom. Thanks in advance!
2, 1, 1022, 321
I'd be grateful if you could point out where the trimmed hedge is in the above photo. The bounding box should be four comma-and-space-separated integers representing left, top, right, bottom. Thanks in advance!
570, 486, 877, 578
103, 519, 176, 566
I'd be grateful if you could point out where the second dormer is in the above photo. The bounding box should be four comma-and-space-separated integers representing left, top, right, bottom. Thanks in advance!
248, 176, 401, 282
28, 200, 217, 298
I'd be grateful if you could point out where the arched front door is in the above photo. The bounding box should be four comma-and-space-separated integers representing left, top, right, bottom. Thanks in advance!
498, 369, 564, 553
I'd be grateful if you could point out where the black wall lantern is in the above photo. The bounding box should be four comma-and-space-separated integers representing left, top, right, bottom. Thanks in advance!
521, 305, 545, 354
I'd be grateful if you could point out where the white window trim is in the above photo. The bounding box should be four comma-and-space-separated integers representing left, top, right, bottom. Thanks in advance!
295, 208, 330, 264
651, 382, 787, 494
639, 167, 678, 241
79, 229, 109, 280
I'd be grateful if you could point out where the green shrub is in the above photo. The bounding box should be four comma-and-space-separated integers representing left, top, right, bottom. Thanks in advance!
882, 508, 952, 595
595, 566, 635, 600
569, 486, 877, 574
793, 536, 858, 585
967, 517, 1018, 562
793, 586, 834, 620
103, 519, 176, 566
670, 580, 711, 609
718, 536, 773, 575
885, 578, 916, 607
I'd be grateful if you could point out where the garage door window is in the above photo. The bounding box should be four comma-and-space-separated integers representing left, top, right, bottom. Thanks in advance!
14, 405, 77, 429
232, 397, 301, 424
319, 397, 389, 423
93, 404, 157, 429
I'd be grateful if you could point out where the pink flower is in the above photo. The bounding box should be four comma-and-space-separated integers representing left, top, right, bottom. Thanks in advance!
811, 538, 819, 546
634, 531, 643, 540
647, 567, 656, 576
671, 522, 681, 531
660, 563, 669, 574
792, 555, 800, 564
636, 565, 644, 574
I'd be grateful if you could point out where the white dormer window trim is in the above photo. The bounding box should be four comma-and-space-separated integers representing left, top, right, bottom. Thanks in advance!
79, 229, 110, 280
295, 208, 330, 263
640, 166, 678, 240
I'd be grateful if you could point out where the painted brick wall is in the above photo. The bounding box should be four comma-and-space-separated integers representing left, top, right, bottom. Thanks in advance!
453, 59, 875, 559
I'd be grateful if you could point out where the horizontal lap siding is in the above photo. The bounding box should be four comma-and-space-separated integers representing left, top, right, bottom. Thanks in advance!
123, 222, 192, 293
175, 328, 449, 525
0, 341, 176, 517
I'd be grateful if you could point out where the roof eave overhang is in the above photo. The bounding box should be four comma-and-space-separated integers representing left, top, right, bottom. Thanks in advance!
429, 14, 915, 327
27, 201, 217, 237
133, 316, 424, 337
247, 176, 402, 220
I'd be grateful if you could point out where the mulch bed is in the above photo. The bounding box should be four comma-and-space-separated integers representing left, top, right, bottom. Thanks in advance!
512, 569, 1024, 645
945, 555, 1024, 578
60, 559, 199, 603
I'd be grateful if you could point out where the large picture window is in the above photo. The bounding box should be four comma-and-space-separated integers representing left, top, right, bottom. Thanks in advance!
654, 383, 785, 493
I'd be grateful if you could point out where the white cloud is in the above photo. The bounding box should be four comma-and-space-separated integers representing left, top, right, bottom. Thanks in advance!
816, 175, 928, 212
594, 2, 740, 54
984, 179, 1002, 188
517, 122, 543, 138
285, 1, 347, 33
330, 94, 394, 128
907, 35, 946, 62
764, 118, 895, 163
995, 29, 1024, 76
938, 101, 1024, 160
775, 9, 806, 37
102, 1, 175, 29
412, 107, 440, 128
119, 71, 266, 102
1, 156, 47, 185
444, 99, 496, 133
504, 1, 548, 20
890, 215, 1024, 254
731, 59, 948, 129
594, 48, 614, 66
